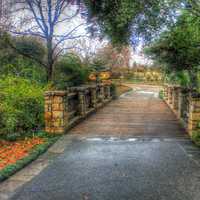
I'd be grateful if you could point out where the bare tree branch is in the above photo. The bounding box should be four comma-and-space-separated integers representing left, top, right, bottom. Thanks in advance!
6, 0, 88, 81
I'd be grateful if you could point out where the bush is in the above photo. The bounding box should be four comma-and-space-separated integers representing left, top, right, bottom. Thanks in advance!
0, 76, 45, 136
0, 58, 47, 85
0, 33, 47, 84
192, 131, 200, 146
53, 54, 90, 89
159, 90, 164, 99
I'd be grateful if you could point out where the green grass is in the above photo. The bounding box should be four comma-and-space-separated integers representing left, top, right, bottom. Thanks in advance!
0, 132, 61, 182
124, 78, 163, 85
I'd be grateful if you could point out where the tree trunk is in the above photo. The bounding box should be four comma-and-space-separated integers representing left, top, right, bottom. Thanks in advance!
46, 37, 54, 82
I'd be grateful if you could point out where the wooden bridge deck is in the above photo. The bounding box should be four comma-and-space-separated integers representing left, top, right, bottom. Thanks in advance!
69, 84, 188, 138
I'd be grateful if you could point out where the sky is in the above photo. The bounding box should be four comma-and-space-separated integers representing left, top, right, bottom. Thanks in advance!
10, 2, 152, 66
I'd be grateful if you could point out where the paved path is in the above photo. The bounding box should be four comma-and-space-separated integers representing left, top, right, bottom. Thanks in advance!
1, 84, 200, 200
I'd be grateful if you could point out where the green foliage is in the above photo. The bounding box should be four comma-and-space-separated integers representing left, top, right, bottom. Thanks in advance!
0, 33, 47, 84
0, 58, 47, 84
91, 58, 107, 71
192, 131, 200, 146
164, 70, 191, 87
146, 12, 200, 71
159, 90, 164, 99
14, 37, 46, 61
53, 54, 91, 89
145, 12, 200, 88
84, 0, 181, 45
0, 76, 45, 136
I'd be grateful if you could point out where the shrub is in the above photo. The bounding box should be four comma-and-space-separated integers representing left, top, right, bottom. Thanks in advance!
53, 54, 90, 89
0, 76, 45, 137
0, 33, 47, 84
192, 131, 200, 146
159, 90, 164, 99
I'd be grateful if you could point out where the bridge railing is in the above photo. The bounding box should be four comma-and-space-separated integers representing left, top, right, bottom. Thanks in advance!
44, 83, 113, 134
164, 85, 200, 136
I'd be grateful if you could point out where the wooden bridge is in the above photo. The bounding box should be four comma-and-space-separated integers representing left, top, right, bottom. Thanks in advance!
44, 83, 197, 139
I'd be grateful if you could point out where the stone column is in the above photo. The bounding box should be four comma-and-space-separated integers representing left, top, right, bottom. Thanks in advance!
163, 85, 169, 101
172, 86, 180, 111
177, 88, 183, 119
100, 84, 105, 102
188, 95, 200, 136
107, 85, 111, 99
167, 86, 173, 105
78, 89, 86, 117
44, 91, 68, 134
91, 86, 97, 109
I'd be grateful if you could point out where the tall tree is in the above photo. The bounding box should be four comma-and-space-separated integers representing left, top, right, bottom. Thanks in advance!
84, 0, 182, 45
7, 0, 88, 81
145, 12, 200, 88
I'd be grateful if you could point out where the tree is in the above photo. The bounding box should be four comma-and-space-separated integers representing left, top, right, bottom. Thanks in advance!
69, 37, 107, 66
186, 0, 200, 17
94, 44, 131, 72
53, 53, 90, 88
84, 0, 182, 45
7, 0, 88, 81
145, 12, 200, 88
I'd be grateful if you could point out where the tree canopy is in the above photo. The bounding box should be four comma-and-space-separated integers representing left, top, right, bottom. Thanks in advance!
84, 0, 182, 45
145, 11, 200, 88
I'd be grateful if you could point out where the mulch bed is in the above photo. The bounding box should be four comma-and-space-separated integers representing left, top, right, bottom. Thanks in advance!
0, 137, 44, 170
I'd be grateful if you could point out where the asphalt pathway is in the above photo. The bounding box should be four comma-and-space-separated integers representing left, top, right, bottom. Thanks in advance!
4, 84, 200, 200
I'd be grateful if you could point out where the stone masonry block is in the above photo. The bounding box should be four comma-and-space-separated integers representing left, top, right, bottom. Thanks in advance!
190, 113, 200, 121
52, 103, 60, 111
53, 96, 63, 103
44, 112, 52, 120
52, 111, 64, 119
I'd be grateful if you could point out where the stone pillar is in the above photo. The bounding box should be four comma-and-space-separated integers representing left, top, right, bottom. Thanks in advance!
163, 85, 169, 101
167, 86, 173, 105
188, 95, 200, 136
107, 85, 111, 99
100, 84, 105, 102
172, 86, 180, 111
78, 89, 86, 117
91, 86, 97, 109
177, 88, 183, 119
44, 91, 68, 134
